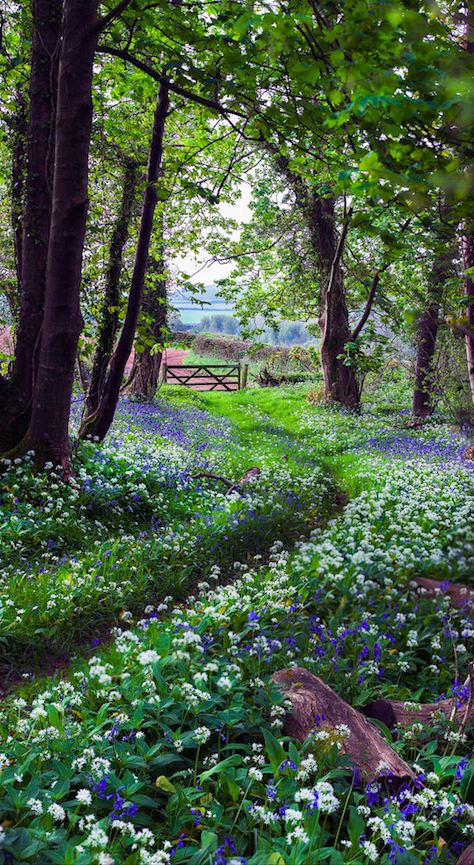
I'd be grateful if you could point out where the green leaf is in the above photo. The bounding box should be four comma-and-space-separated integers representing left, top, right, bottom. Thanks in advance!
199, 755, 241, 782
359, 151, 381, 171
348, 804, 365, 845
262, 728, 287, 774
461, 764, 474, 803
200, 830, 218, 852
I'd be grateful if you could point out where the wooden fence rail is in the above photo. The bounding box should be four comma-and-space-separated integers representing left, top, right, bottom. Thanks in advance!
163, 363, 248, 391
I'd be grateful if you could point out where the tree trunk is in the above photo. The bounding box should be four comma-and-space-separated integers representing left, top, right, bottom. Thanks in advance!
130, 225, 167, 400
18, 0, 99, 471
10, 89, 28, 297
462, 6, 474, 404
269, 153, 359, 408
412, 300, 441, 418
462, 231, 474, 403
129, 340, 164, 399
364, 666, 474, 732
82, 160, 139, 426
81, 80, 169, 441
458, 842, 474, 865
310, 197, 359, 408
0, 0, 61, 453
412, 241, 453, 418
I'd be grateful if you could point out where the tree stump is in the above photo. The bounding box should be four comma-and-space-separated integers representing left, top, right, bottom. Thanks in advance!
273, 667, 414, 785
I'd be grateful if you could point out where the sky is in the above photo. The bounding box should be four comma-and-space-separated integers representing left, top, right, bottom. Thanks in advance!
173, 186, 252, 287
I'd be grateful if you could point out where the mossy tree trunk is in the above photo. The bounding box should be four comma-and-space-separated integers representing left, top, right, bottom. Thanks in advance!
412, 238, 454, 418
17, 0, 99, 472
0, 0, 62, 453
130, 217, 167, 400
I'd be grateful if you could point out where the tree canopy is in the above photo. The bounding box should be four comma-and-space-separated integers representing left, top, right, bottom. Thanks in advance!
0, 0, 472, 467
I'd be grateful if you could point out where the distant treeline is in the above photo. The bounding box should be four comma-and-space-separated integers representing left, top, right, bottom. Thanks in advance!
172, 312, 314, 346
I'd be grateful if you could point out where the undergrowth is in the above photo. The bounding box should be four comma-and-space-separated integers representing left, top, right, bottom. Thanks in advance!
0, 380, 473, 864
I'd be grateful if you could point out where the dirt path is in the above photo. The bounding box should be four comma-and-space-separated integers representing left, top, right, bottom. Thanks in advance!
162, 347, 189, 366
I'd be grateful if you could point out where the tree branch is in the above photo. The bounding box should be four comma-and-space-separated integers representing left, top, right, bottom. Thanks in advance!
98, 0, 134, 31
351, 266, 387, 341
96, 45, 248, 118
351, 217, 412, 340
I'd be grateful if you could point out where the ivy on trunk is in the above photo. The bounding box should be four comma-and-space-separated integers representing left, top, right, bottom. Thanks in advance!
129, 217, 168, 401
412, 233, 455, 418
15, 0, 100, 472
0, 0, 62, 454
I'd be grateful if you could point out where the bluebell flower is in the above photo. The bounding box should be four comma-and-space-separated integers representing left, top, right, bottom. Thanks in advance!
456, 755, 469, 782
279, 759, 297, 772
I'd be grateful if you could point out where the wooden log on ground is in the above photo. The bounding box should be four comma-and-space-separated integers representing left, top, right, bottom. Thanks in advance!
364, 663, 474, 733
458, 842, 474, 865
411, 576, 474, 612
191, 470, 233, 489
273, 667, 414, 785
191, 466, 261, 495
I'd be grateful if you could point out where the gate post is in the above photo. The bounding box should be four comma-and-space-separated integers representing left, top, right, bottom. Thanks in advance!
162, 363, 168, 384
240, 363, 249, 389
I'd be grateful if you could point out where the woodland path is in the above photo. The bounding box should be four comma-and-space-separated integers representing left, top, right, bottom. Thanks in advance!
123, 345, 188, 376
162, 347, 189, 366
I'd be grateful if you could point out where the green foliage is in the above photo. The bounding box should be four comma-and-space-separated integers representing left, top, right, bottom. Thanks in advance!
337, 325, 390, 397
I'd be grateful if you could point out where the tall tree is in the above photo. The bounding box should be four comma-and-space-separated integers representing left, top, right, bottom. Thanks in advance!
412, 237, 455, 418
463, 233, 474, 403
310, 196, 359, 407
461, 6, 474, 403
80, 79, 170, 441
83, 158, 139, 425
16, 0, 100, 469
268, 153, 359, 406
10, 89, 28, 293
130, 219, 168, 400
0, 0, 62, 453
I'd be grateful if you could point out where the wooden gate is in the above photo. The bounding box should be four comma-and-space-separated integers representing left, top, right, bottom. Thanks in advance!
163, 363, 247, 391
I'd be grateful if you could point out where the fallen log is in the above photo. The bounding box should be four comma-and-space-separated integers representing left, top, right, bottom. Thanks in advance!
191, 470, 233, 489
227, 466, 261, 494
458, 842, 474, 865
192, 466, 261, 496
364, 663, 474, 734
464, 444, 474, 462
411, 576, 474, 613
273, 667, 414, 785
